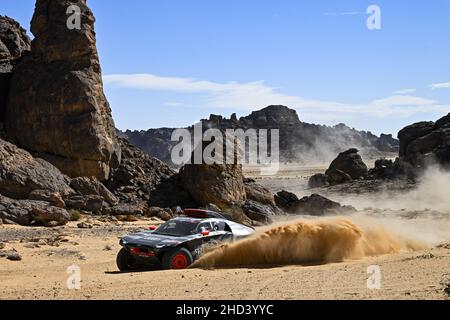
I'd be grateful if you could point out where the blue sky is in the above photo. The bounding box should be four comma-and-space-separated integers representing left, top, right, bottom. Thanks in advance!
3, 0, 450, 135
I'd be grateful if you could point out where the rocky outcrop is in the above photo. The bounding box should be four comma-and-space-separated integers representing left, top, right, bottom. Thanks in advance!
368, 158, 415, 180
326, 149, 368, 180
181, 161, 246, 209
308, 149, 368, 187
243, 178, 276, 206
0, 194, 70, 226
70, 177, 118, 206
398, 115, 450, 166
107, 138, 175, 209
6, 0, 121, 180
0, 138, 73, 199
121, 105, 399, 168
275, 191, 356, 216
308, 173, 330, 188
0, 16, 31, 123
180, 133, 246, 210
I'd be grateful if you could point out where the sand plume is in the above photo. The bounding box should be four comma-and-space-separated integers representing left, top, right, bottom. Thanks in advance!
191, 217, 426, 269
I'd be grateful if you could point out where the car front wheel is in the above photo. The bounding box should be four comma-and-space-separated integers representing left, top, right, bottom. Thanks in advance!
162, 248, 194, 270
116, 248, 144, 272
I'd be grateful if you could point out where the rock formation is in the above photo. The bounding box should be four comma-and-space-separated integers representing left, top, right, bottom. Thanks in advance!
122, 105, 400, 168
398, 114, 450, 166
0, 194, 70, 226
106, 138, 176, 215
308, 148, 368, 187
0, 138, 73, 199
6, 0, 121, 180
0, 16, 31, 124
180, 133, 247, 209
275, 191, 356, 216
325, 148, 368, 180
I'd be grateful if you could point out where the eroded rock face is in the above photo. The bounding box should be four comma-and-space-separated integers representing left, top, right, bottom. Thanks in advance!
180, 134, 246, 209
70, 176, 118, 206
0, 16, 31, 122
122, 105, 400, 168
0, 138, 73, 199
6, 0, 121, 180
108, 138, 176, 209
181, 163, 246, 209
398, 115, 450, 166
325, 149, 368, 181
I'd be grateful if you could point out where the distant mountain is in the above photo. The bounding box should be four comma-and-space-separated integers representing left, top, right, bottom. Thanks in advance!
120, 105, 399, 167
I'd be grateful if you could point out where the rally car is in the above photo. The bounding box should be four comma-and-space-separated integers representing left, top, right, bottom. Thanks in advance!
116, 209, 255, 271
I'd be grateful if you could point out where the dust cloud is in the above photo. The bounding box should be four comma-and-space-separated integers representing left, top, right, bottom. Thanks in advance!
191, 217, 426, 269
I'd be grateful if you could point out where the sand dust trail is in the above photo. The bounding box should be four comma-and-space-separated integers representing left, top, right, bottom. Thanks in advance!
191, 217, 427, 269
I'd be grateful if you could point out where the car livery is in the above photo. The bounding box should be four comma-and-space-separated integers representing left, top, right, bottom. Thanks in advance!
116, 209, 255, 271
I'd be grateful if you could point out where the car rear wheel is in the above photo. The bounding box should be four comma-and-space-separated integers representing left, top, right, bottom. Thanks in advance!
162, 248, 193, 270
116, 248, 144, 272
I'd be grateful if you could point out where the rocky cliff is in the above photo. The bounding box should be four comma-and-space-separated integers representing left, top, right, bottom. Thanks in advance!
398, 113, 450, 167
122, 105, 399, 168
0, 16, 31, 125
6, 0, 121, 180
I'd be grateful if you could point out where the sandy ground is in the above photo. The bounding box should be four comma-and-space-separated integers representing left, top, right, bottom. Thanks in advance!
1, 220, 449, 300
1, 163, 449, 300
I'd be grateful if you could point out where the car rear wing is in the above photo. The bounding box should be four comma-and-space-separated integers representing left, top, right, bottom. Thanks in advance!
183, 209, 227, 220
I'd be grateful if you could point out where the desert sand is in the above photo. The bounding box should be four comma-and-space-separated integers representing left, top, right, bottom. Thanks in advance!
1, 164, 450, 300
0, 220, 449, 300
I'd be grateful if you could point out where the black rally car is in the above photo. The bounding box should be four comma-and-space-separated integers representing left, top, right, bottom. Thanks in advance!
116, 209, 255, 271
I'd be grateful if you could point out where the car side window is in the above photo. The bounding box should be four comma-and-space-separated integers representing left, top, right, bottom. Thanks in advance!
223, 223, 232, 232
213, 221, 225, 231
197, 222, 213, 233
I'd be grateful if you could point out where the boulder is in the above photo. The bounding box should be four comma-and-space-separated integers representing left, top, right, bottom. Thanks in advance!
145, 207, 173, 221
398, 122, 435, 157
368, 158, 415, 180
243, 178, 276, 206
277, 193, 356, 216
241, 200, 278, 224
181, 162, 246, 209
0, 138, 73, 199
0, 194, 69, 226
325, 149, 368, 181
180, 133, 246, 209
65, 195, 104, 214
327, 169, 353, 184
274, 190, 299, 209
28, 190, 65, 208
70, 177, 118, 205
6, 0, 121, 180
103, 203, 146, 216
32, 206, 70, 227
308, 173, 330, 188
398, 115, 450, 167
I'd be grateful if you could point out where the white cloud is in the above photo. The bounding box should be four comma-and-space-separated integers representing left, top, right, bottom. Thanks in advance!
429, 82, 450, 90
104, 73, 450, 120
164, 102, 185, 107
394, 88, 416, 94
341, 12, 361, 15
324, 11, 361, 16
